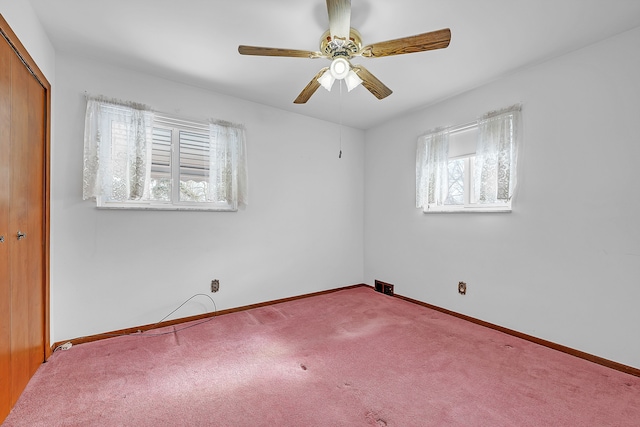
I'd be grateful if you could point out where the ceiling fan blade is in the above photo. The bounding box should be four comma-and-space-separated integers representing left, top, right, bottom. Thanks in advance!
352, 66, 392, 100
238, 45, 324, 59
360, 28, 451, 58
294, 67, 330, 104
326, 0, 351, 40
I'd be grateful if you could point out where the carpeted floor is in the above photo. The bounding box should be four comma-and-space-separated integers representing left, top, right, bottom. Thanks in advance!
3, 287, 639, 426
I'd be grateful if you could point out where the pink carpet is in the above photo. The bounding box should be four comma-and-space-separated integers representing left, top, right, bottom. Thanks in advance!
3, 287, 639, 426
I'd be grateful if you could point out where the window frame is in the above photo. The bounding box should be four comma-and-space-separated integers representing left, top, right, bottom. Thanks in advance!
420, 120, 515, 214
96, 113, 239, 212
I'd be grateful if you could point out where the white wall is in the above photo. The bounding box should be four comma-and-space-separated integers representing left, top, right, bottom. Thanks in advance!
0, 1, 55, 81
52, 54, 365, 341
364, 27, 640, 368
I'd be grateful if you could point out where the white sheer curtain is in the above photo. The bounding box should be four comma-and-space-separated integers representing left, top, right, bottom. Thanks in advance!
416, 128, 449, 210
474, 105, 521, 204
208, 122, 248, 209
83, 98, 153, 201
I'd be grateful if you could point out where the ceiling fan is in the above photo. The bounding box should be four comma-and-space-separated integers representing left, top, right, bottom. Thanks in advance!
238, 0, 451, 104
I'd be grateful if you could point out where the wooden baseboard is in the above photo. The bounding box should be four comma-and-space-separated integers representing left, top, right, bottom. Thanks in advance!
392, 293, 640, 378
52, 283, 639, 378
51, 284, 369, 351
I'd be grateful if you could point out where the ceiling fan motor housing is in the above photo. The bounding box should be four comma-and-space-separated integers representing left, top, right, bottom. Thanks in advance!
320, 29, 362, 59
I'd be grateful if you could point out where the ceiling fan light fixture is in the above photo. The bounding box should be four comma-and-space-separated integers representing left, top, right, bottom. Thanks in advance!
345, 69, 363, 92
329, 57, 350, 80
317, 69, 336, 91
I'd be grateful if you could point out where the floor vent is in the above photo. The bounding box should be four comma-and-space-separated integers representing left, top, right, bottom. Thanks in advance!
374, 280, 394, 296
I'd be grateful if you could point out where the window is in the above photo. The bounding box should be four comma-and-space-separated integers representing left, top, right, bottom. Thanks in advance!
83, 98, 248, 211
416, 105, 521, 213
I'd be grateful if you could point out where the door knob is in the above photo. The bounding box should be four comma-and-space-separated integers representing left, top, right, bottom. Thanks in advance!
0, 235, 4, 243
17, 231, 26, 240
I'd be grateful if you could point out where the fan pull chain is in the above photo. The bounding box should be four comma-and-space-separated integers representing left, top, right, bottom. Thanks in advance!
338, 79, 343, 159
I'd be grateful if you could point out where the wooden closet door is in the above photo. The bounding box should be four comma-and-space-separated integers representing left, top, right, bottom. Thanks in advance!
0, 16, 50, 423
8, 35, 46, 405
0, 31, 12, 419
24, 48, 45, 380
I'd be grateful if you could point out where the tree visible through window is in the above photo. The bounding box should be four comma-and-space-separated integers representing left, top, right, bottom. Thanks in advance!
445, 158, 465, 205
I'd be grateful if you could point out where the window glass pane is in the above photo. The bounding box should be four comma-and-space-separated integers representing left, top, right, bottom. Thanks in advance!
150, 127, 172, 201
179, 130, 210, 202
445, 158, 465, 205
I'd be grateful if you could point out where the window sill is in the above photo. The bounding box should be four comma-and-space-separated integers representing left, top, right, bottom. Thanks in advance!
96, 200, 237, 212
422, 204, 511, 214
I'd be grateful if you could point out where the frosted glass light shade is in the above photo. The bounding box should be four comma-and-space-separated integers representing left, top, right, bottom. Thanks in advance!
317, 70, 336, 91
345, 70, 363, 92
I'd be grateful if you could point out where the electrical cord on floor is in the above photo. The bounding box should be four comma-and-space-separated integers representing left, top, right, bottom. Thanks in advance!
134, 293, 217, 337
53, 293, 218, 351
53, 342, 73, 352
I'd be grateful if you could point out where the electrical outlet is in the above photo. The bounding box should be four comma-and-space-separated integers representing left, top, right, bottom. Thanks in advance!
458, 281, 467, 295
211, 279, 220, 292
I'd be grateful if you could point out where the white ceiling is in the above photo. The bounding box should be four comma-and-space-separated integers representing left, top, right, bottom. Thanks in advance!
30, 0, 640, 129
